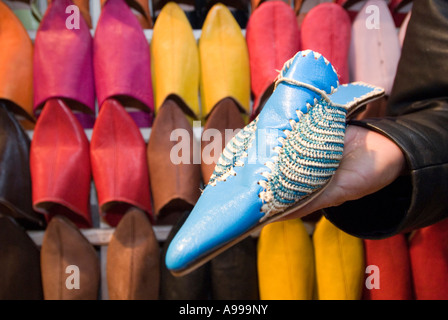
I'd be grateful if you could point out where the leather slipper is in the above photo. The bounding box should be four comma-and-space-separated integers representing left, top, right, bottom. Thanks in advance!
33, 0, 95, 128
90, 98, 153, 228
165, 50, 384, 276
147, 98, 201, 225
151, 2, 200, 119
246, 0, 301, 119
0, 0, 35, 125
362, 234, 413, 300
94, 0, 154, 127
409, 218, 448, 300
30, 99, 92, 229
0, 103, 45, 229
313, 216, 365, 300
199, 3, 250, 119
40, 215, 100, 299
107, 208, 159, 299
0, 215, 43, 299
301, 2, 351, 85
257, 218, 314, 300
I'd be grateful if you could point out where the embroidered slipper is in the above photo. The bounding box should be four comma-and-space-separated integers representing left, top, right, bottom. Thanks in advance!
166, 50, 385, 276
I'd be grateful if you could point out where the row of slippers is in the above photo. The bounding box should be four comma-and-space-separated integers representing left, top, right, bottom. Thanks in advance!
1, 0, 409, 131
5, 0, 413, 31
2, 196, 448, 300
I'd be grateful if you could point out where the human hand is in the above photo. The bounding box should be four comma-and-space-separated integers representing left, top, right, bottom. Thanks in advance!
281, 125, 407, 220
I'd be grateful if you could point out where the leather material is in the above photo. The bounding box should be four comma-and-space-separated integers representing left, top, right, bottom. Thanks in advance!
362, 234, 413, 300
246, 0, 301, 118
349, 0, 401, 95
41, 215, 100, 300
165, 50, 384, 275
160, 210, 211, 300
409, 218, 448, 299
0, 215, 43, 300
205, 0, 250, 29
355, 95, 388, 120
48, 0, 93, 28
100, 0, 153, 29
201, 97, 245, 184
151, 2, 200, 117
90, 98, 153, 227
94, 0, 154, 126
147, 98, 201, 223
301, 3, 351, 85
30, 99, 92, 229
0, 1, 34, 121
0, 103, 45, 228
313, 216, 364, 300
107, 209, 160, 300
199, 3, 250, 118
257, 218, 314, 300
33, 0, 95, 115
153, 0, 203, 29
210, 236, 259, 300
324, 0, 448, 238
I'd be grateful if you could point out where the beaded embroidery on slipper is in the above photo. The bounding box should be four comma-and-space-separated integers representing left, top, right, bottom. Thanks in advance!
259, 98, 347, 220
208, 117, 258, 186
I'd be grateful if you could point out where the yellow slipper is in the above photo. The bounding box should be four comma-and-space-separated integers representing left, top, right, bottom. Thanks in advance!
151, 2, 200, 118
313, 216, 365, 300
0, 1, 35, 125
257, 218, 315, 300
199, 3, 250, 119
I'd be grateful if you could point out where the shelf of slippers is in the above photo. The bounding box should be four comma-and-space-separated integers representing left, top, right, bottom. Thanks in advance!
21, 0, 254, 245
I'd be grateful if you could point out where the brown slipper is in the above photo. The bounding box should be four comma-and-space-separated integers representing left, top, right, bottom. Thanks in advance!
106, 208, 160, 300
0, 215, 43, 300
40, 215, 100, 300
147, 98, 201, 225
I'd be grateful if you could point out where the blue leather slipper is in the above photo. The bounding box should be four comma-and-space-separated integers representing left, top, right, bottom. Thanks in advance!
166, 50, 385, 276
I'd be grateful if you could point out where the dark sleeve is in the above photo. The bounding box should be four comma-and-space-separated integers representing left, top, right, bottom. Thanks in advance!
323, 0, 448, 239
